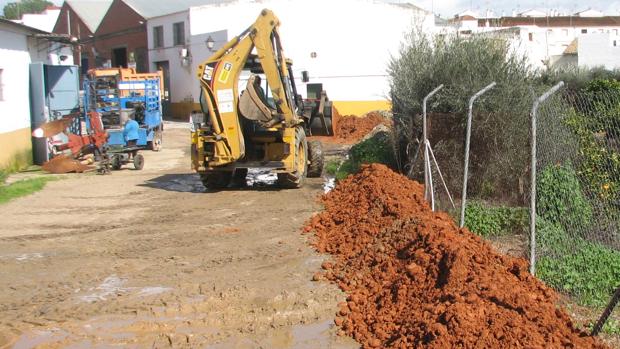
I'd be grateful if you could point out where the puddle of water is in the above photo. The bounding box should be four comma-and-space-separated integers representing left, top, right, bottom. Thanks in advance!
137, 286, 173, 297
79, 275, 128, 303
15, 253, 45, 262
323, 176, 336, 193
205, 320, 337, 349
12, 328, 69, 349
158, 175, 204, 193
247, 168, 278, 186
292, 319, 333, 348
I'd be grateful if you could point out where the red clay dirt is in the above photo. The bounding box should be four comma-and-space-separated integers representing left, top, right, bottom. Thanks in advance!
305, 164, 608, 349
310, 109, 390, 144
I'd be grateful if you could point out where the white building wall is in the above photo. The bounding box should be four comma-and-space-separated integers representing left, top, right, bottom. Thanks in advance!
579, 33, 620, 70
0, 29, 34, 134
147, 0, 434, 111
148, 11, 193, 104
477, 24, 620, 70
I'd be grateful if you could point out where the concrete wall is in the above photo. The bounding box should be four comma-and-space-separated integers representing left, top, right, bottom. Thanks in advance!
579, 33, 620, 70
148, 0, 433, 117
0, 27, 36, 169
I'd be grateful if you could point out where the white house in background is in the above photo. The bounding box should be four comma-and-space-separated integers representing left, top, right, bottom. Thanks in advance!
450, 11, 620, 70
575, 9, 604, 17
0, 19, 64, 170
579, 33, 620, 70
518, 9, 547, 17
12, 6, 61, 32
147, 0, 436, 118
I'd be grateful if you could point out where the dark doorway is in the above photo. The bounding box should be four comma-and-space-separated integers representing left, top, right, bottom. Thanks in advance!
112, 47, 128, 68
155, 61, 171, 118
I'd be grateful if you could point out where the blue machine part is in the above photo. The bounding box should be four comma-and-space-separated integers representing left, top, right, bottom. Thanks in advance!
84, 77, 162, 148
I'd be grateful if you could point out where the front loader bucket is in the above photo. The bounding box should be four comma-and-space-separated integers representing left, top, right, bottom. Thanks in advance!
309, 101, 336, 137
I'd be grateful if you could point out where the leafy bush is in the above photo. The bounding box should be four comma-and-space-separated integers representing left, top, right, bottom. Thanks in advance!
326, 131, 397, 181
536, 163, 593, 230
389, 31, 538, 203
349, 132, 396, 169
464, 201, 528, 237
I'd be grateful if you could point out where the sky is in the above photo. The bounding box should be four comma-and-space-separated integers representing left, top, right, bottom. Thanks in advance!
1, 0, 620, 18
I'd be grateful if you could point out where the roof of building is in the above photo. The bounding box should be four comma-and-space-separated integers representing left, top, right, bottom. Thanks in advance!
65, 0, 113, 33
122, 0, 431, 20
479, 16, 620, 28
122, 0, 232, 19
574, 8, 603, 17
0, 17, 47, 34
15, 7, 60, 32
518, 9, 546, 17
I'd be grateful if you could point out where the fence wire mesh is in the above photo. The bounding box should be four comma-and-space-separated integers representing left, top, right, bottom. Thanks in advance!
534, 89, 620, 308
400, 83, 620, 329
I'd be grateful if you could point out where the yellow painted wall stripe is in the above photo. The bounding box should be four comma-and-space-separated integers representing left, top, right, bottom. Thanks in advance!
169, 100, 392, 120
0, 127, 32, 170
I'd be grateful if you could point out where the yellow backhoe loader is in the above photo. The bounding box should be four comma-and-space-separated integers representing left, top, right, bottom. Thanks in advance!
191, 9, 334, 189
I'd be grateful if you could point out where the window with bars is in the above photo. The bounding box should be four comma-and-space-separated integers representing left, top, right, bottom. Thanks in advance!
153, 26, 164, 48
173, 22, 185, 46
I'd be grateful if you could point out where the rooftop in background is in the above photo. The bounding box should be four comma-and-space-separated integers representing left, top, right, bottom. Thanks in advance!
65, 0, 113, 33
451, 7, 612, 20
122, 0, 431, 20
479, 16, 620, 28
0, 17, 46, 34
122, 0, 234, 19
11, 6, 60, 32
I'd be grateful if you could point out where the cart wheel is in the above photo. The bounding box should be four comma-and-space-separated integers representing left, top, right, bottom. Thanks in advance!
133, 154, 144, 170
111, 155, 122, 170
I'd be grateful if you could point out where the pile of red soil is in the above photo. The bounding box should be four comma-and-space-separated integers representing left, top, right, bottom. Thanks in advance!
333, 111, 390, 144
305, 164, 608, 349
310, 110, 390, 145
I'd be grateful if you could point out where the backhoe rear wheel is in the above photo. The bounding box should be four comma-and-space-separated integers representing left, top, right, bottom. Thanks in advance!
277, 127, 308, 188
200, 171, 232, 190
307, 141, 323, 178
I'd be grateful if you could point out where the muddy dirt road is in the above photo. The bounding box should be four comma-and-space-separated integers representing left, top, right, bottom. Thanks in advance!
0, 122, 358, 348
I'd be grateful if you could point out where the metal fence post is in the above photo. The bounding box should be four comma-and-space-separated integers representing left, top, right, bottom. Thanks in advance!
459, 82, 496, 228
529, 81, 564, 275
423, 85, 444, 202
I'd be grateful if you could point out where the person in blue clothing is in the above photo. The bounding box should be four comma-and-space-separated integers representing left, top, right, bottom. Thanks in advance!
123, 113, 140, 148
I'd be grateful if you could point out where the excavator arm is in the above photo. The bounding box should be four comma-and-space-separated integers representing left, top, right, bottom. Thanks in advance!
195, 9, 299, 167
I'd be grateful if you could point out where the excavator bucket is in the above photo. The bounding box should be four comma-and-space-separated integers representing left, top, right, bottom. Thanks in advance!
305, 85, 336, 136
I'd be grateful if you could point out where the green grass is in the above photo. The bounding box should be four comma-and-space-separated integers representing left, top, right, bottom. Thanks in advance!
0, 177, 58, 204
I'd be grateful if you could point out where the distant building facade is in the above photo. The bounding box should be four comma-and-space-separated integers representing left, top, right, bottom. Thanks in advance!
450, 9, 620, 70
147, 0, 436, 118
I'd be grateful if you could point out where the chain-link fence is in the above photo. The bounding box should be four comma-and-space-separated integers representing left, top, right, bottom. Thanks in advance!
398, 81, 620, 331
532, 86, 620, 308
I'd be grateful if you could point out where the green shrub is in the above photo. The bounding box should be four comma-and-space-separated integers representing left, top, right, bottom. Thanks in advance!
464, 201, 528, 237
534, 217, 620, 307
389, 30, 538, 202
326, 131, 397, 181
537, 238, 620, 307
537, 163, 593, 230
349, 132, 396, 169
325, 160, 341, 176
